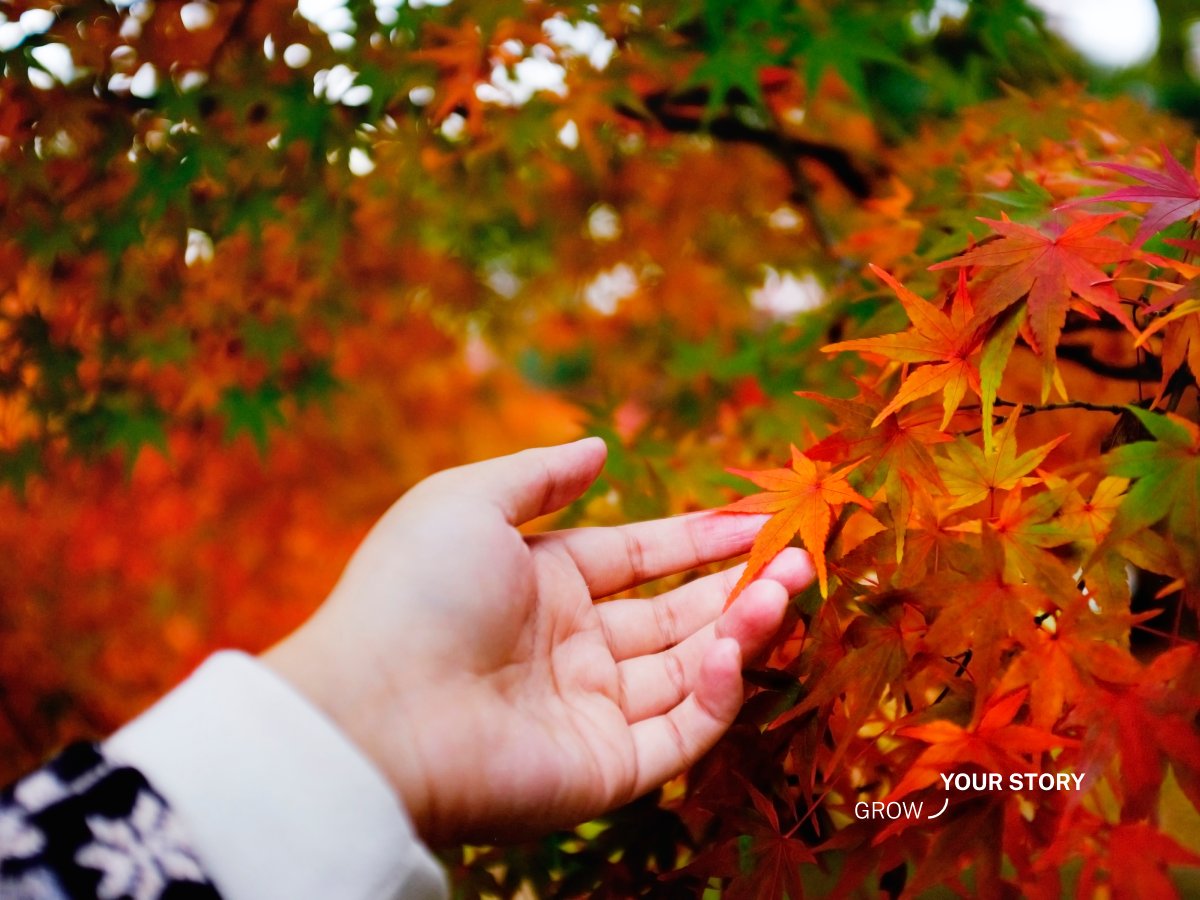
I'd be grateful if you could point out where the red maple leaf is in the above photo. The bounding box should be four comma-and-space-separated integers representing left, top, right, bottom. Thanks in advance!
671, 782, 815, 899
930, 213, 1134, 397
726, 783, 816, 900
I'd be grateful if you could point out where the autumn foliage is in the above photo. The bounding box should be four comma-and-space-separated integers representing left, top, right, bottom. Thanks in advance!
2, 0, 1200, 896
713, 152, 1200, 896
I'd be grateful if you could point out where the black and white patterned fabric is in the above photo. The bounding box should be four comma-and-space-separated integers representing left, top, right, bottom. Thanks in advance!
0, 743, 221, 900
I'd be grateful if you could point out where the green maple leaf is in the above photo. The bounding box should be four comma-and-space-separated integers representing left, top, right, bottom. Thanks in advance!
798, 8, 906, 105
1103, 406, 1200, 577
687, 42, 774, 117
65, 400, 168, 476
219, 383, 286, 454
685, 0, 795, 119
979, 170, 1056, 216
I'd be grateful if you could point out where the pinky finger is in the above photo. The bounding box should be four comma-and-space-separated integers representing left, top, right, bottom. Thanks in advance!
628, 637, 743, 798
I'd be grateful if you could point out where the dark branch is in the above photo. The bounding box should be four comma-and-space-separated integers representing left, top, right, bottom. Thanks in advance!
620, 91, 876, 198
993, 398, 1131, 415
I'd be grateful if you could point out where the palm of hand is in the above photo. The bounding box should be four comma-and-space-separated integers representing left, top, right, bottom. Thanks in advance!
267, 439, 811, 847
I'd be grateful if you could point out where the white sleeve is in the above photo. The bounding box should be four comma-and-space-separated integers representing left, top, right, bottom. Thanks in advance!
103, 650, 449, 900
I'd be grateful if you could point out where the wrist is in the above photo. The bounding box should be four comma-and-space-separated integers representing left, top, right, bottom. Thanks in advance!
106, 651, 449, 899
260, 622, 438, 844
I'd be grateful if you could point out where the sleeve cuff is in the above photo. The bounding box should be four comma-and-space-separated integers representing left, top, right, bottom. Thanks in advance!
103, 650, 448, 900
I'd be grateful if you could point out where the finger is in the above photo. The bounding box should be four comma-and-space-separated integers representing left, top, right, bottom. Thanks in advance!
426, 437, 607, 525
617, 578, 788, 722
599, 547, 813, 661
531, 511, 771, 599
628, 637, 743, 798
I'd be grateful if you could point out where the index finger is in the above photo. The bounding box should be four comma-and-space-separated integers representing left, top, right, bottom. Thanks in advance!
527, 511, 769, 599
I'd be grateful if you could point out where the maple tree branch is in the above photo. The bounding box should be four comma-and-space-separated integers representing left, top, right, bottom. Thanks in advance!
990, 398, 1130, 416
958, 399, 1134, 434
624, 92, 876, 199
958, 398, 1132, 437
779, 137, 834, 255
620, 89, 876, 257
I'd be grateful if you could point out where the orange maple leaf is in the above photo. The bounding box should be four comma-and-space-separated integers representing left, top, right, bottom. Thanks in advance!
412, 19, 490, 130
824, 265, 985, 429
888, 687, 1078, 801
722, 445, 872, 604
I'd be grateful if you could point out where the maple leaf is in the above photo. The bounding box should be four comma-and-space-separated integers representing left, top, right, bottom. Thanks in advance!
799, 7, 906, 106
897, 488, 979, 585
888, 688, 1077, 801
1134, 292, 1200, 404
1003, 632, 1086, 735
929, 214, 1134, 399
1102, 822, 1200, 899
952, 484, 1082, 604
1123, 246, 1200, 401
823, 265, 984, 429
1057, 476, 1129, 548
722, 445, 872, 602
776, 595, 917, 778
801, 384, 951, 563
1156, 307, 1200, 404
673, 781, 816, 899
412, 20, 491, 130
1077, 647, 1200, 822
686, 42, 775, 122
921, 551, 1041, 703
1066, 145, 1200, 246
999, 573, 1148, 731
1102, 405, 1200, 581
1055, 475, 1133, 612
935, 408, 1067, 511
724, 783, 817, 900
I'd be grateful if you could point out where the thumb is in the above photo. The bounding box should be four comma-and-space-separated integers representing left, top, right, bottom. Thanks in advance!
437, 437, 608, 525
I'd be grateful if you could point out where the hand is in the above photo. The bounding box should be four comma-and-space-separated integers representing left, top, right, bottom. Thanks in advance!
262, 438, 813, 846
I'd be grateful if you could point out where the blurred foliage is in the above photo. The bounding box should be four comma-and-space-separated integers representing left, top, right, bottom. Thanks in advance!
0, 0, 1111, 481
1, 0, 1199, 896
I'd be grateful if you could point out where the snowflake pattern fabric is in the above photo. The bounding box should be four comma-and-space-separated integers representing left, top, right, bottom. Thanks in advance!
0, 743, 220, 899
